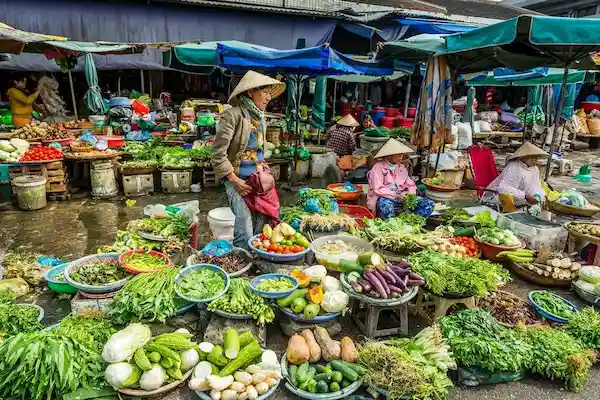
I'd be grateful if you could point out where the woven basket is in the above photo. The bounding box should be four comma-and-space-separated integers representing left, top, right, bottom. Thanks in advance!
70, 143, 93, 153
507, 260, 573, 287
476, 290, 544, 328
578, 116, 590, 134
549, 201, 600, 217
588, 118, 600, 135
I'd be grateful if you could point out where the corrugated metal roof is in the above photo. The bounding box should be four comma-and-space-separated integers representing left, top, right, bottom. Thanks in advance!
154, 0, 447, 20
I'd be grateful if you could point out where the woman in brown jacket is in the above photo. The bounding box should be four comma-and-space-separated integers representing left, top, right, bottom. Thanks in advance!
211, 71, 285, 248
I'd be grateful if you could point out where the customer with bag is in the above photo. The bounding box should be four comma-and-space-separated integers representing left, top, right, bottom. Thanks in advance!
212, 71, 286, 248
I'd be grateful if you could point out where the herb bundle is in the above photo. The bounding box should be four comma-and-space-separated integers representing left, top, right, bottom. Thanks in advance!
0, 301, 43, 339
563, 307, 600, 350
54, 314, 116, 352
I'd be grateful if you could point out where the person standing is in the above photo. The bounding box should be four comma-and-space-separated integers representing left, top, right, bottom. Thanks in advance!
326, 114, 360, 157
211, 71, 285, 248
7, 73, 40, 128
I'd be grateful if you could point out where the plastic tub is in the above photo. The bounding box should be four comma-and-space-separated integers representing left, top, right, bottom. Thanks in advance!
44, 264, 78, 294
310, 235, 374, 271
64, 253, 132, 294
327, 183, 361, 202
175, 264, 230, 303
399, 118, 414, 128
380, 116, 396, 129
207, 207, 236, 241
12, 175, 47, 211
119, 249, 172, 274
474, 238, 521, 261
338, 204, 374, 227
248, 234, 310, 262
528, 290, 578, 323
250, 273, 298, 299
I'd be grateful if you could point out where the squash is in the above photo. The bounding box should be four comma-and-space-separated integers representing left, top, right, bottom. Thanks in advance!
340, 337, 358, 363
286, 334, 310, 365
313, 327, 340, 362
300, 329, 321, 362
308, 285, 324, 304
291, 270, 311, 288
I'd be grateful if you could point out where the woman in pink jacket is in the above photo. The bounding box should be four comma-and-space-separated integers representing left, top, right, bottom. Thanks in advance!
367, 138, 433, 218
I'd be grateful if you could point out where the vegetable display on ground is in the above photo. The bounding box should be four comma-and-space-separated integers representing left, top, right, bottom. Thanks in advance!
177, 267, 226, 301
54, 312, 116, 352
475, 227, 521, 247
478, 291, 542, 326
0, 299, 43, 339
563, 307, 600, 350
256, 277, 295, 292
408, 250, 510, 296
130, 212, 190, 241
531, 291, 574, 319
251, 223, 309, 254
189, 252, 250, 274
69, 262, 130, 285
122, 252, 169, 271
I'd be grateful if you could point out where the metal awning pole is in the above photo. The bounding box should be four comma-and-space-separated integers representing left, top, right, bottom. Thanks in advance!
68, 70, 78, 120
332, 80, 337, 119
140, 70, 145, 93
545, 66, 569, 180
404, 75, 412, 117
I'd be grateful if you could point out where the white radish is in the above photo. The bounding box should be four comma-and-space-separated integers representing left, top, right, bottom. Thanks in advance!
251, 373, 267, 385
265, 377, 278, 387
234, 371, 253, 385
220, 390, 238, 400
229, 381, 246, 392
194, 361, 214, 380
245, 365, 262, 374
245, 385, 259, 400
255, 382, 269, 395
238, 393, 249, 400
208, 375, 234, 391
189, 378, 210, 391
210, 390, 221, 400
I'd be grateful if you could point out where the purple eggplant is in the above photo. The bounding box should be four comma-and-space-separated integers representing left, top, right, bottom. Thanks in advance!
407, 279, 425, 286
387, 267, 404, 283
395, 261, 411, 269
388, 284, 402, 293
396, 276, 407, 292
372, 269, 391, 295
379, 268, 396, 284
357, 278, 372, 292
409, 272, 423, 281
364, 271, 388, 299
390, 266, 410, 277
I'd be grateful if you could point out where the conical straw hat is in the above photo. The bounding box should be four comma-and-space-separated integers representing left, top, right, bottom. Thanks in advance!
374, 138, 414, 158
507, 141, 548, 161
228, 70, 286, 104
337, 114, 360, 127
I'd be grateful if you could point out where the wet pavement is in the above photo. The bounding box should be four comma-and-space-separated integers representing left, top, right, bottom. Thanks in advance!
2, 149, 600, 399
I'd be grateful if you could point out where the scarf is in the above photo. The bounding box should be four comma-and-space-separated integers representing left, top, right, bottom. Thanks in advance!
239, 95, 264, 120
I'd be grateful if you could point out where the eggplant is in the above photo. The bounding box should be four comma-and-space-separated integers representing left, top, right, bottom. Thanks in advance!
388, 284, 402, 293
351, 281, 363, 293
407, 279, 425, 286
357, 278, 372, 292
364, 271, 388, 299
372, 269, 390, 296
390, 266, 410, 277
395, 277, 407, 292
409, 272, 423, 281
395, 261, 411, 269
387, 267, 404, 283
379, 268, 396, 284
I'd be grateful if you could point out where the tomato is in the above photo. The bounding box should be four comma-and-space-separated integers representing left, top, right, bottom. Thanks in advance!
268, 243, 276, 251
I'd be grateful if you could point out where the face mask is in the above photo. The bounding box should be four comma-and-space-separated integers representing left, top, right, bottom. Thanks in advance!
388, 161, 397, 171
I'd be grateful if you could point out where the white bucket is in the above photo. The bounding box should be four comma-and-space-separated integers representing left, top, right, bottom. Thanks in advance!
207, 207, 236, 241
12, 175, 47, 211
310, 152, 337, 178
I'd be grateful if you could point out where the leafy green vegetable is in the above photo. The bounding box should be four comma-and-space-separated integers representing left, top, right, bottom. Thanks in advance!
402, 194, 419, 210
363, 216, 422, 237
0, 331, 105, 400
132, 213, 190, 241
208, 278, 275, 324
70, 262, 130, 285
124, 252, 168, 271
0, 301, 43, 339
54, 314, 117, 353
109, 268, 180, 324
468, 210, 496, 227
408, 250, 511, 296
256, 277, 294, 292
525, 327, 594, 392
177, 268, 225, 301
531, 291, 574, 319
440, 207, 471, 224
563, 307, 600, 350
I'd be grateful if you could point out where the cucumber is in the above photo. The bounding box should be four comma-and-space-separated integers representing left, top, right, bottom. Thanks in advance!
331, 371, 343, 383
341, 361, 366, 376
357, 252, 383, 267
315, 373, 332, 382
223, 328, 240, 360
306, 367, 316, 382
207, 345, 228, 367
330, 360, 359, 382
341, 379, 351, 388
289, 365, 299, 386
238, 331, 256, 347
330, 381, 341, 392
315, 365, 333, 374
316, 380, 329, 393
339, 260, 364, 274
296, 362, 310, 384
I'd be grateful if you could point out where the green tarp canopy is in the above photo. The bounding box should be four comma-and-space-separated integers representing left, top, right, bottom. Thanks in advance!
465, 69, 588, 87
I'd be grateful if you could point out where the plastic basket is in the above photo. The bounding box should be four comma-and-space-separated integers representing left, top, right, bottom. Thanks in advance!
248, 234, 310, 262
44, 264, 78, 294
175, 264, 230, 303
119, 249, 171, 274
528, 290, 579, 324
339, 204, 374, 227
64, 253, 132, 294
250, 273, 298, 299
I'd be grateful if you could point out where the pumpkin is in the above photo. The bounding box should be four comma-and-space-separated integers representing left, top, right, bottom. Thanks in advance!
340, 337, 358, 363
291, 270, 311, 288
308, 285, 324, 304
313, 327, 340, 362
286, 334, 310, 365
300, 329, 321, 362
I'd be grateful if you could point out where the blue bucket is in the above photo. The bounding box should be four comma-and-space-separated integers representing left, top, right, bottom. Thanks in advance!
371, 110, 385, 125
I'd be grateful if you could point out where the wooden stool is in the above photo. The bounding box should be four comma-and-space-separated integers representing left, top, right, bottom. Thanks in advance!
350, 299, 409, 338
567, 231, 600, 266
414, 288, 476, 322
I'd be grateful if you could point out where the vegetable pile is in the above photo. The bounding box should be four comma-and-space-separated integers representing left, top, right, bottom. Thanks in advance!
530, 291, 575, 319
69, 262, 130, 285
574, 265, 600, 294
0, 138, 29, 162
122, 252, 169, 271
177, 267, 226, 301
569, 222, 600, 238
189, 328, 281, 399
286, 327, 362, 394
0, 331, 105, 400
358, 325, 455, 400
20, 145, 64, 162
103, 324, 200, 391
345, 253, 424, 300
109, 268, 180, 324
250, 223, 309, 254
431, 236, 480, 258
409, 250, 510, 296
2, 250, 48, 285
275, 268, 348, 317
54, 313, 116, 353
475, 227, 521, 247
209, 278, 275, 324
0, 300, 43, 339
256, 277, 295, 292
478, 291, 542, 326
563, 307, 600, 350
131, 212, 191, 241
189, 252, 249, 275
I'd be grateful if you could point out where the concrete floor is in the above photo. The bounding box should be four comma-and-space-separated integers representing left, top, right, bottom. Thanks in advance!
2, 149, 600, 399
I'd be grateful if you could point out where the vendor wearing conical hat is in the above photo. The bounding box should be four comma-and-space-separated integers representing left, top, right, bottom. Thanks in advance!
485, 141, 548, 207
326, 114, 360, 157
212, 70, 285, 248
367, 138, 434, 218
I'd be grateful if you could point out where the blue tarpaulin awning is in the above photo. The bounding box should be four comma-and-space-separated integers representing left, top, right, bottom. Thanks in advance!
380, 19, 475, 42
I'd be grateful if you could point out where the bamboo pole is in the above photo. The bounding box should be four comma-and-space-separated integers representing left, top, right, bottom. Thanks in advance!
68, 70, 78, 120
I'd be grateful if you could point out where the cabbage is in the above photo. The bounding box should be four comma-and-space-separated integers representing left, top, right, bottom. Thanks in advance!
575, 279, 596, 293
139, 364, 165, 390
579, 266, 600, 284
0, 149, 11, 161
303, 265, 327, 280
9, 138, 29, 152
322, 276, 342, 293
0, 140, 15, 153
104, 362, 138, 389
102, 323, 152, 363
321, 289, 349, 313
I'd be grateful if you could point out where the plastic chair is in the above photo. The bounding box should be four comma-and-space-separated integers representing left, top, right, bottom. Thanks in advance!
467, 144, 500, 206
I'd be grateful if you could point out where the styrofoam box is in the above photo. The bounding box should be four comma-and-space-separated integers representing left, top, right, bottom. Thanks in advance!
496, 211, 568, 251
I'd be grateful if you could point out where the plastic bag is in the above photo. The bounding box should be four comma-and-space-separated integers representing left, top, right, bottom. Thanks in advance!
457, 366, 525, 387
0, 278, 29, 297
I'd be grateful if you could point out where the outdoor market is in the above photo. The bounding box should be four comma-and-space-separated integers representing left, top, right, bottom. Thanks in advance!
6, 9, 600, 400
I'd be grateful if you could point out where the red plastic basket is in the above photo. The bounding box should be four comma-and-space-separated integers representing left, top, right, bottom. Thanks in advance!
339, 205, 374, 227
119, 249, 172, 274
